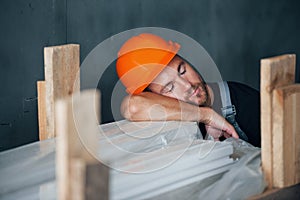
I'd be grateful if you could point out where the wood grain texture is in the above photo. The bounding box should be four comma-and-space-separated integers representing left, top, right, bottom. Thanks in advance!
37, 81, 47, 140
260, 54, 295, 189
44, 44, 80, 139
272, 84, 300, 188
56, 90, 108, 200
84, 161, 109, 200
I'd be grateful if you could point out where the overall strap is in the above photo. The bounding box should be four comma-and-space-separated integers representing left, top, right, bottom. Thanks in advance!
217, 82, 249, 141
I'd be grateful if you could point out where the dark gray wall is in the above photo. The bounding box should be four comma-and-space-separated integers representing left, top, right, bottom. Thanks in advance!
0, 0, 66, 151
1, 0, 300, 151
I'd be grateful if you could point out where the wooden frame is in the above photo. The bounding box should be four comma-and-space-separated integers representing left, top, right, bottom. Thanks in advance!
36, 44, 300, 198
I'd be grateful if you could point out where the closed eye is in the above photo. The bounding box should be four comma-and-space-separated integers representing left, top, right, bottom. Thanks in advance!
178, 61, 186, 75
161, 82, 174, 94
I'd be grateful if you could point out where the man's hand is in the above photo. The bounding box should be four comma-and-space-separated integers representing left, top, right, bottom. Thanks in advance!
201, 107, 239, 140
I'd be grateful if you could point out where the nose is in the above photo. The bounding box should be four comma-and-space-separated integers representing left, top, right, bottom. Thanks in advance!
176, 77, 192, 91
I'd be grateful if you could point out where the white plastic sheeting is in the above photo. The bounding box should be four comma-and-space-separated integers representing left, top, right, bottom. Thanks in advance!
0, 139, 56, 200
153, 138, 266, 200
110, 141, 234, 199
0, 120, 265, 199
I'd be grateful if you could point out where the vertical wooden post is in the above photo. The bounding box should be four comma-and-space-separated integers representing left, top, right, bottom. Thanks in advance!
55, 90, 109, 200
272, 84, 300, 187
260, 54, 295, 189
44, 44, 80, 139
37, 81, 47, 140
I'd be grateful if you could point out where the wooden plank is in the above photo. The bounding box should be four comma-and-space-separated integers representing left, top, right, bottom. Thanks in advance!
260, 54, 295, 189
56, 90, 108, 200
84, 161, 109, 200
272, 84, 300, 187
44, 44, 80, 139
37, 81, 47, 140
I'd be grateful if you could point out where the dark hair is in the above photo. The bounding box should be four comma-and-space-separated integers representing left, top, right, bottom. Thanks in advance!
143, 86, 152, 92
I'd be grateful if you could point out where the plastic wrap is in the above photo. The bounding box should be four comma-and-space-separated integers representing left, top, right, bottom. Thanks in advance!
0, 139, 56, 200
0, 121, 266, 200
153, 138, 266, 200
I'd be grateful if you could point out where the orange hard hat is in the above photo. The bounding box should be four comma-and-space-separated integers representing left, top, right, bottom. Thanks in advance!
116, 33, 180, 94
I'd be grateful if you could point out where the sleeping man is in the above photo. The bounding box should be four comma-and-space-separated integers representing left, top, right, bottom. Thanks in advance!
116, 33, 260, 147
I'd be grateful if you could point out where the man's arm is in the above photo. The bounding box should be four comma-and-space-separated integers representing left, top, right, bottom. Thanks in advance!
121, 92, 238, 138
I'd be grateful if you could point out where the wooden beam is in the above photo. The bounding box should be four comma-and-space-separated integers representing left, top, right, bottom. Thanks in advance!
260, 54, 295, 189
37, 81, 47, 140
44, 44, 80, 139
272, 84, 300, 187
55, 90, 108, 200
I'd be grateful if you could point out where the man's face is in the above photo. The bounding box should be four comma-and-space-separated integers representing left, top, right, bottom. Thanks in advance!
148, 55, 211, 106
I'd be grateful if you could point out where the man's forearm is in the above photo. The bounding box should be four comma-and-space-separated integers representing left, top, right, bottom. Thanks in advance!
121, 92, 239, 138
121, 92, 207, 121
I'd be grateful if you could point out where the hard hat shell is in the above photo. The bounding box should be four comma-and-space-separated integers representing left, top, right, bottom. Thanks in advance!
116, 33, 180, 94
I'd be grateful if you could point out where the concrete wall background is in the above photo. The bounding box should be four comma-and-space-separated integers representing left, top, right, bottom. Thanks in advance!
1, 0, 299, 151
